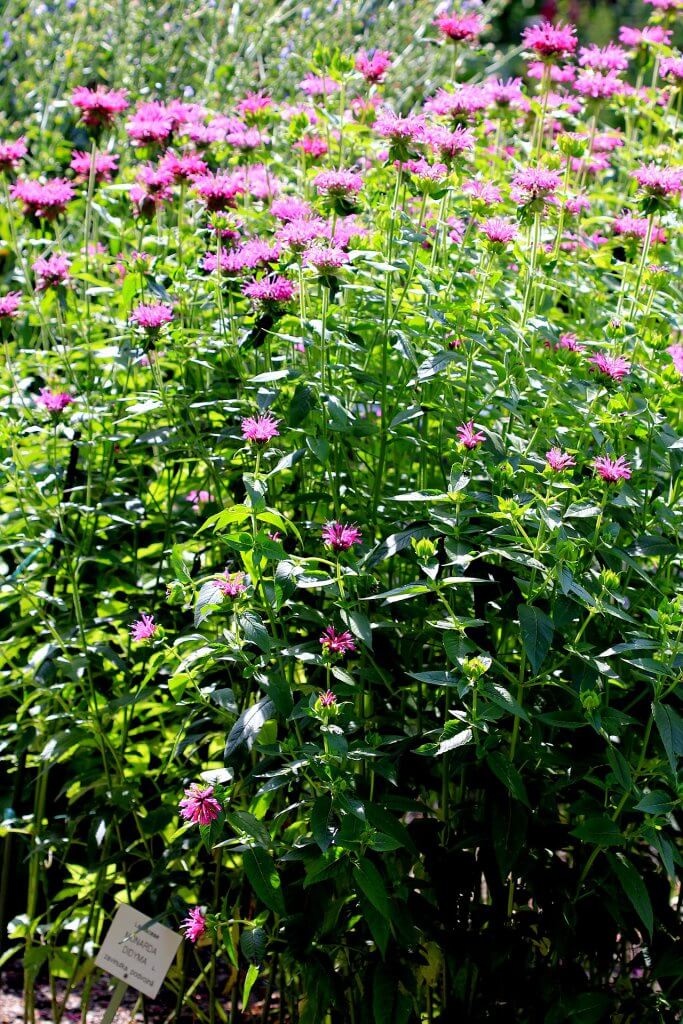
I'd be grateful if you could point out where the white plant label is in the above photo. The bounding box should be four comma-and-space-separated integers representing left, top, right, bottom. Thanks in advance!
96, 903, 182, 998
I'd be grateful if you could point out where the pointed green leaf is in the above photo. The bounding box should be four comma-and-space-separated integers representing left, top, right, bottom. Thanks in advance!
518, 604, 554, 673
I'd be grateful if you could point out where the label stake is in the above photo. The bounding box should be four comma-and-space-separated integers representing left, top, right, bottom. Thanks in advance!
100, 979, 128, 1024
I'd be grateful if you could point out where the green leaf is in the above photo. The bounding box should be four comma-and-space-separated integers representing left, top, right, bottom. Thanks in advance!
366, 804, 417, 856
311, 794, 335, 852
339, 608, 373, 649
436, 727, 473, 756
336, 792, 365, 820
194, 581, 223, 626
170, 545, 192, 584
198, 813, 225, 853
608, 853, 653, 937
227, 811, 270, 848
209, 688, 237, 714
606, 746, 632, 793
306, 436, 329, 464
224, 698, 275, 762
372, 963, 412, 1024
198, 504, 251, 534
487, 752, 530, 806
408, 670, 461, 688
240, 925, 267, 965
353, 857, 391, 919
359, 896, 390, 958
243, 848, 285, 915
288, 383, 316, 427
364, 525, 435, 568
242, 963, 260, 1008
634, 790, 674, 816
482, 682, 529, 723
266, 676, 293, 717
653, 702, 683, 773
518, 604, 554, 674
571, 816, 624, 846
238, 611, 271, 655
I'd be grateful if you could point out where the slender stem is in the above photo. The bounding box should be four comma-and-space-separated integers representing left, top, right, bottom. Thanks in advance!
371, 164, 403, 525
627, 212, 656, 322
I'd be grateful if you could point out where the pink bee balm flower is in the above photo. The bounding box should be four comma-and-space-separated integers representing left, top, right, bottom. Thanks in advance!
216, 571, 247, 597
225, 124, 265, 151
0, 292, 22, 318
303, 245, 349, 271
355, 49, 392, 83
528, 61, 576, 83
130, 613, 158, 642
33, 253, 70, 291
330, 216, 367, 248
126, 101, 174, 145
434, 11, 486, 42
271, 197, 314, 222
130, 303, 174, 332
275, 221, 325, 255
37, 387, 74, 414
11, 178, 74, 220
295, 135, 329, 159
71, 86, 129, 126
70, 150, 119, 183
0, 137, 27, 174
322, 521, 362, 551
193, 172, 243, 211
457, 421, 486, 449
610, 214, 663, 241
619, 26, 671, 47
165, 100, 206, 128
594, 455, 632, 482
181, 908, 207, 944
319, 690, 338, 708
667, 344, 683, 376
660, 58, 683, 82
130, 166, 175, 218
202, 238, 280, 276
312, 169, 363, 197
241, 412, 280, 443
242, 276, 297, 307
556, 333, 584, 353
565, 194, 590, 216
481, 217, 517, 246
404, 158, 448, 186
546, 447, 576, 471
588, 352, 631, 381
512, 167, 562, 201
236, 91, 272, 119
374, 109, 425, 143
320, 627, 356, 656
186, 489, 213, 509
574, 70, 627, 100
591, 132, 624, 154
299, 74, 340, 98
426, 84, 490, 119
486, 78, 527, 109
422, 124, 475, 162
579, 44, 629, 72
160, 150, 208, 183
632, 164, 683, 198
522, 20, 577, 59
179, 784, 222, 825
463, 178, 503, 205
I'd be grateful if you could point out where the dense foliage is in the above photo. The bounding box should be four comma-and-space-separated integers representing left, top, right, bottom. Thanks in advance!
0, 0, 682, 1021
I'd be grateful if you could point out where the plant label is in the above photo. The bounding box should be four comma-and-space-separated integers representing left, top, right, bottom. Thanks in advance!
96, 903, 182, 998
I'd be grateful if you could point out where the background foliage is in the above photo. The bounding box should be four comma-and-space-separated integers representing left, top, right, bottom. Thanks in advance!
0, 0, 682, 1022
